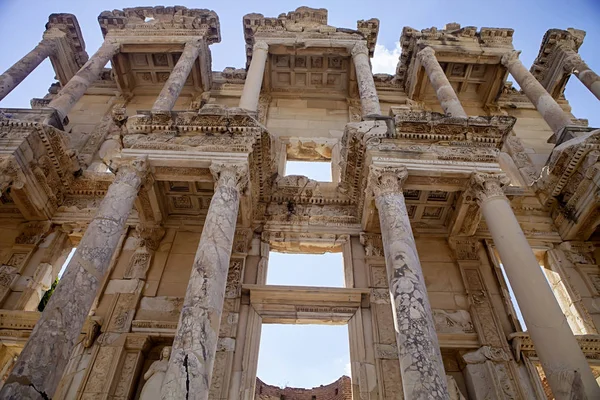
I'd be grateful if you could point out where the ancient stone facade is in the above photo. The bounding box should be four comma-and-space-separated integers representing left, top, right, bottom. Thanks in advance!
0, 5, 599, 400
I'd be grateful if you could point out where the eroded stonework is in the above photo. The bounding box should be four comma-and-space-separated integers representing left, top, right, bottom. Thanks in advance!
0, 5, 599, 400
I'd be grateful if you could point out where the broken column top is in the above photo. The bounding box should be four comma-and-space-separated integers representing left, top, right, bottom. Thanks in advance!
97, 5, 221, 44
242, 6, 379, 68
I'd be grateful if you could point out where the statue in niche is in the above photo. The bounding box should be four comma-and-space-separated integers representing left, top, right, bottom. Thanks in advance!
139, 346, 171, 399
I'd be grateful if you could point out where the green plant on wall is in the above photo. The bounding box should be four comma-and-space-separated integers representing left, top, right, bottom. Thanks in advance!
37, 278, 59, 312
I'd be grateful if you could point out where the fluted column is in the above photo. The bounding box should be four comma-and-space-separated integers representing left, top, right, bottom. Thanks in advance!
161, 162, 248, 400
502, 50, 573, 136
152, 39, 203, 113
416, 47, 467, 118
469, 172, 600, 400
351, 42, 381, 117
0, 157, 148, 400
560, 47, 600, 101
239, 41, 268, 112
368, 165, 449, 400
0, 38, 56, 102
48, 40, 120, 120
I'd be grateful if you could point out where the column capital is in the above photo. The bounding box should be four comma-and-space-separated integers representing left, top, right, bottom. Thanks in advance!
253, 41, 269, 53
416, 46, 436, 61
351, 42, 369, 58
561, 48, 584, 72
210, 162, 249, 192
114, 156, 149, 185
501, 50, 522, 68
367, 165, 408, 198
135, 224, 166, 251
467, 172, 510, 204
0, 156, 26, 194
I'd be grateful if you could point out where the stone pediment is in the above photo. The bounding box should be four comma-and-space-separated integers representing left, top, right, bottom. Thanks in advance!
98, 6, 221, 44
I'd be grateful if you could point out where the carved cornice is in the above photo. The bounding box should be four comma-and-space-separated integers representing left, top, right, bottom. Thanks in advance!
98, 6, 221, 44
367, 165, 408, 198
125, 107, 261, 135
392, 111, 516, 149
510, 332, 600, 362
45, 13, 89, 70
466, 172, 510, 205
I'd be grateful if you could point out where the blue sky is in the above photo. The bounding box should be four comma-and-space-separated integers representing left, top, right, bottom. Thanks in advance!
2, 0, 599, 389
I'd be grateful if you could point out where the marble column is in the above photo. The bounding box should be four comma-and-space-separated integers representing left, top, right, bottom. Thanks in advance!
161, 163, 248, 400
152, 39, 203, 113
239, 41, 268, 112
351, 42, 382, 117
501, 50, 573, 136
560, 47, 600, 101
0, 38, 56, 101
368, 165, 449, 400
0, 157, 148, 400
469, 172, 600, 400
416, 47, 467, 118
48, 40, 120, 120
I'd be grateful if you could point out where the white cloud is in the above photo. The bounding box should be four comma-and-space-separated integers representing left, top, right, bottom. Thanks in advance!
371, 43, 401, 75
344, 362, 352, 376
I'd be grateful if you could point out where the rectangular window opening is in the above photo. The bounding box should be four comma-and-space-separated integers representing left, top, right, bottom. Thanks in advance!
267, 252, 344, 288
256, 324, 351, 394
285, 160, 332, 182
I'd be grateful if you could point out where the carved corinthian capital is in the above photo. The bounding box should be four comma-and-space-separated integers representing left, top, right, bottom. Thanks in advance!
351, 42, 369, 58
501, 50, 521, 68
253, 41, 269, 52
115, 156, 150, 185
467, 172, 510, 204
0, 156, 26, 194
416, 46, 436, 62
560, 48, 584, 72
210, 162, 249, 192
367, 165, 408, 198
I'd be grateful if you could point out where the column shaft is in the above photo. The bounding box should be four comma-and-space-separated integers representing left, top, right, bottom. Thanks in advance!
0, 39, 55, 102
472, 173, 600, 400
152, 40, 203, 113
0, 158, 147, 400
562, 48, 600, 101
351, 42, 382, 117
239, 41, 268, 112
48, 40, 120, 120
502, 51, 572, 135
369, 166, 449, 400
161, 163, 247, 400
416, 47, 467, 118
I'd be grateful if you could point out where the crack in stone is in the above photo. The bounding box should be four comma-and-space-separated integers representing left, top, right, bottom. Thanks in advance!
183, 354, 190, 400
29, 383, 50, 400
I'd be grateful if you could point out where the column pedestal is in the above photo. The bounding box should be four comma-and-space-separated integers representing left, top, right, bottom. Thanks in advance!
561, 48, 600, 101
470, 172, 600, 400
368, 165, 449, 400
0, 158, 148, 400
0, 38, 55, 101
239, 41, 268, 112
416, 47, 467, 118
351, 42, 382, 117
152, 39, 203, 113
161, 163, 248, 400
502, 51, 573, 136
48, 40, 120, 120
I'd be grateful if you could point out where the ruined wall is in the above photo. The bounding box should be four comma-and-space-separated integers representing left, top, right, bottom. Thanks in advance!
255, 376, 352, 400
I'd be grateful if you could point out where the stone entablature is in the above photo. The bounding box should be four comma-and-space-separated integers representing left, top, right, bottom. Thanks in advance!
530, 28, 586, 97
242, 7, 378, 68
98, 6, 221, 44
